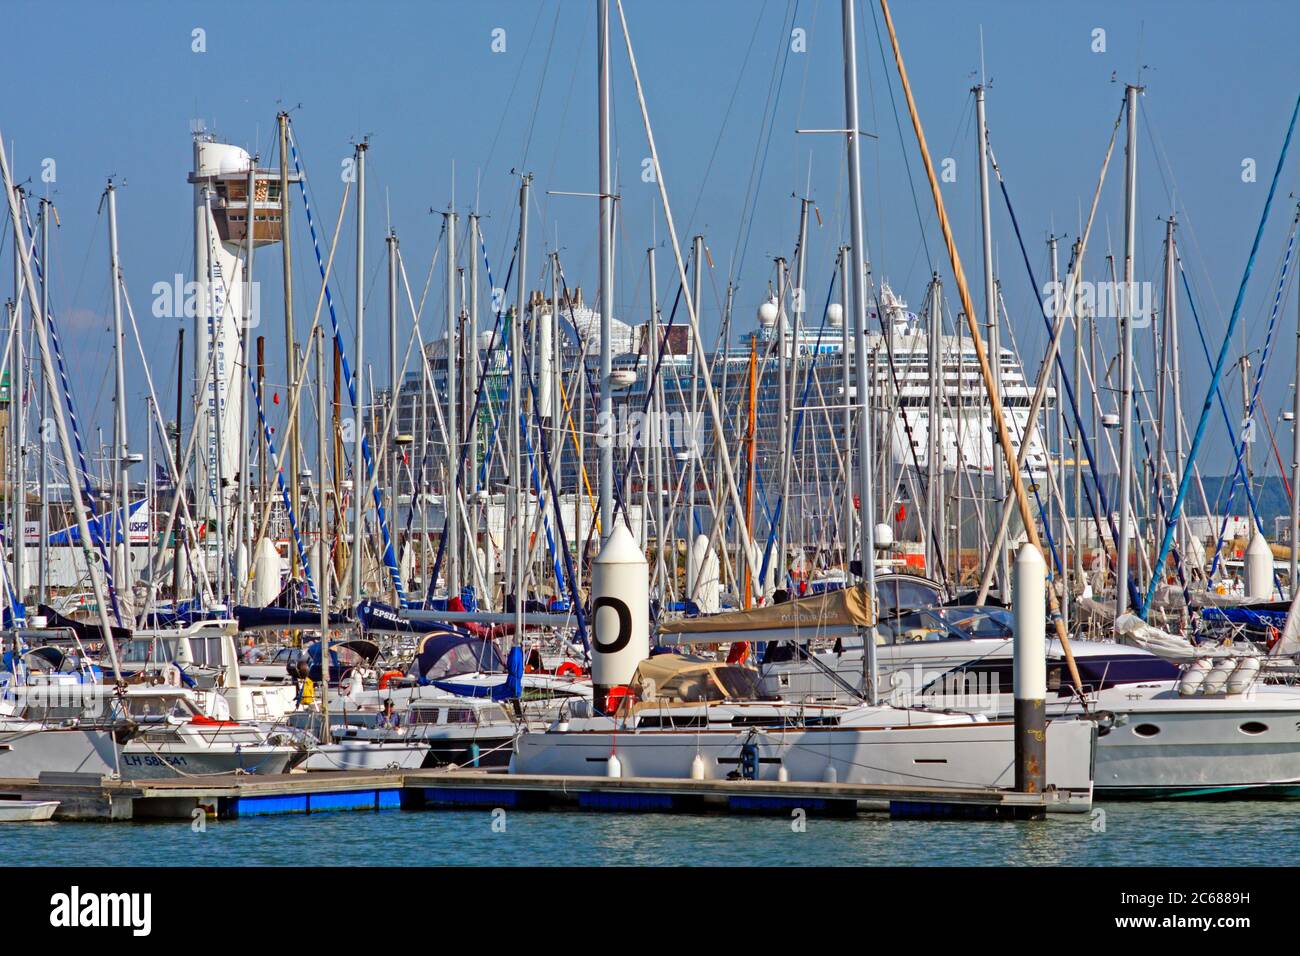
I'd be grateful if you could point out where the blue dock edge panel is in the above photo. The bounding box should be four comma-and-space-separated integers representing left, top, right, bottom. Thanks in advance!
729, 795, 836, 814
415, 787, 523, 809
227, 787, 401, 818
577, 791, 676, 812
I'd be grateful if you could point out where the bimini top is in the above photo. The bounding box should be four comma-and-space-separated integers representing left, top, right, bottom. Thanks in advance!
628, 654, 765, 705
656, 584, 876, 645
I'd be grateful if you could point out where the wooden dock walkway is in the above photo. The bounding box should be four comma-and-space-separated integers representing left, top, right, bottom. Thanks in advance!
0, 769, 1082, 822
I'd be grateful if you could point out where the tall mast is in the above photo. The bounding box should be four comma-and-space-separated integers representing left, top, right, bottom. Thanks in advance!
237, 159, 257, 603
511, 175, 531, 639
1291, 209, 1300, 590
974, 84, 1006, 600
1163, 218, 1191, 586
597, 0, 614, 536
37, 198, 49, 607
774, 254, 788, 589
278, 111, 300, 583
444, 211, 460, 597
1115, 84, 1139, 618
841, 0, 879, 702
838, 245, 853, 568
647, 245, 665, 586
106, 181, 128, 598
791, 201, 811, 556
351, 140, 367, 603
1049, 234, 1066, 624
386, 230, 398, 603
257, 336, 266, 528
926, 273, 943, 581
173, 329, 185, 600
467, 214, 481, 594
686, 234, 703, 597
1071, 238, 1084, 595
12, 192, 25, 605
316, 326, 331, 744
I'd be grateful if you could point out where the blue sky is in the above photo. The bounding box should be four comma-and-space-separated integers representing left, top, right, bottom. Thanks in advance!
2, 0, 1298, 466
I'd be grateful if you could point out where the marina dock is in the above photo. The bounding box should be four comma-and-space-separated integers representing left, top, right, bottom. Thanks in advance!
0, 770, 1073, 822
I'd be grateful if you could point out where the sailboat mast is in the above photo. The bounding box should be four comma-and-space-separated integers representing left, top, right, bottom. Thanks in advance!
511, 174, 531, 639
597, 0, 614, 537
106, 182, 127, 598
278, 112, 299, 584
838, 245, 853, 568
316, 325, 331, 745
173, 328, 185, 600
351, 140, 367, 604
12, 192, 25, 605
444, 212, 459, 598
841, 0, 879, 702
1115, 83, 1139, 617
467, 214, 481, 595
386, 230, 398, 603
1291, 211, 1300, 591
237, 160, 257, 604
37, 198, 49, 607
927, 273, 943, 582
1071, 239, 1084, 595
974, 84, 1007, 600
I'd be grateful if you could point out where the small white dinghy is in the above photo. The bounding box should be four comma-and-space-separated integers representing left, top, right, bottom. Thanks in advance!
0, 800, 59, 822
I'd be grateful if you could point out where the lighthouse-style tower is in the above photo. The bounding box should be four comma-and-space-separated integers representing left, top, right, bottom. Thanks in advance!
188, 134, 292, 531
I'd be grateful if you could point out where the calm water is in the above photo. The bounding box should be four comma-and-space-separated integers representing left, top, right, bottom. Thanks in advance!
4, 802, 1299, 866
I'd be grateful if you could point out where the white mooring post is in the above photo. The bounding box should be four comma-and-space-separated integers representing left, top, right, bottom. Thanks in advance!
1245, 532, 1274, 600
590, 523, 649, 715
1013, 543, 1048, 795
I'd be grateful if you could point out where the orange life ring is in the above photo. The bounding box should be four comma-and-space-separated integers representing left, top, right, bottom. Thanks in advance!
378, 670, 404, 690
555, 661, 582, 678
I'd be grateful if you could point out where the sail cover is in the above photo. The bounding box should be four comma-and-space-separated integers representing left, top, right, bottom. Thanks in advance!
657, 584, 875, 644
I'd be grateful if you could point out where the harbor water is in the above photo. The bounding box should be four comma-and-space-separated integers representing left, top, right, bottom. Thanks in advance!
5, 803, 1295, 866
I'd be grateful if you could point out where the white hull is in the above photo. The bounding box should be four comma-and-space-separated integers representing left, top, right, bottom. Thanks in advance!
514, 714, 1095, 812
0, 800, 59, 822
1089, 682, 1300, 797
117, 742, 296, 779
302, 741, 430, 772
0, 724, 118, 780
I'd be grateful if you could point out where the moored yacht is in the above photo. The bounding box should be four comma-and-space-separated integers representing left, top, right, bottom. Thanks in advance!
512, 654, 1096, 811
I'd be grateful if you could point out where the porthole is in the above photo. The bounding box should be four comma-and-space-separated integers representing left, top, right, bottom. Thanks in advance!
1239, 721, 1269, 735
1133, 723, 1161, 738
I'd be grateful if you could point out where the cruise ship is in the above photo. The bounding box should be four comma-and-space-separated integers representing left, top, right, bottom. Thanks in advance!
392, 282, 1055, 535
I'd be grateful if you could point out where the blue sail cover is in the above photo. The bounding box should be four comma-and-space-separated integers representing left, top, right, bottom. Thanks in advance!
356, 600, 425, 633
236, 606, 350, 631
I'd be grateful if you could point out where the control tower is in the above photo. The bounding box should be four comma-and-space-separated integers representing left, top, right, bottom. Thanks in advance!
188, 134, 295, 528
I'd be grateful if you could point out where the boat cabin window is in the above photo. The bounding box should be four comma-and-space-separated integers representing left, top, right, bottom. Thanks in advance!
879, 607, 1013, 644
407, 706, 443, 726
877, 576, 944, 617
120, 638, 173, 664
123, 695, 200, 721
187, 635, 227, 667
446, 707, 477, 725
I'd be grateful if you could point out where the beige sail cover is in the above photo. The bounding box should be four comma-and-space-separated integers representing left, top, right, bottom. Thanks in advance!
658, 584, 876, 635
